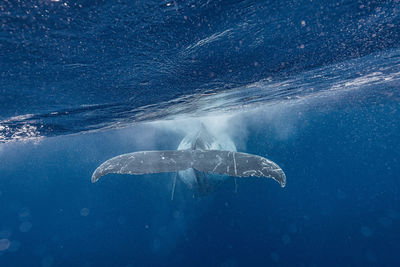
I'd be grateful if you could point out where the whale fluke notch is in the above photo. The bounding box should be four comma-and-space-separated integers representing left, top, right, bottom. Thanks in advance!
91, 150, 286, 187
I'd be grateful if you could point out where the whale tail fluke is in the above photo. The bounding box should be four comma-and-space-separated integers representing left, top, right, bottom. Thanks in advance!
91, 150, 286, 188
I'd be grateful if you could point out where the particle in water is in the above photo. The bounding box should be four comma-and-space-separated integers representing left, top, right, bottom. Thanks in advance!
80, 208, 90, 217
19, 207, 31, 219
361, 226, 373, 237
19, 221, 32, 233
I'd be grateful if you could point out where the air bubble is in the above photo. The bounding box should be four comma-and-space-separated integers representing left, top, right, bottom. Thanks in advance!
80, 208, 90, 217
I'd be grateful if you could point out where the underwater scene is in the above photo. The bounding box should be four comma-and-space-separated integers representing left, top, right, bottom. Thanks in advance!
1, 0, 400, 266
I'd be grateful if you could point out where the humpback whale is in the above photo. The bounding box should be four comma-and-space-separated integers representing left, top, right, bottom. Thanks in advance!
92, 125, 286, 198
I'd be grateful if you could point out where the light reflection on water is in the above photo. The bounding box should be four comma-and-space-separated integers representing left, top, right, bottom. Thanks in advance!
1, 48, 399, 143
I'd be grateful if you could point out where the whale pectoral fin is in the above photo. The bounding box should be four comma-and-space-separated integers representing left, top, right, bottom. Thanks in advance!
92, 150, 286, 188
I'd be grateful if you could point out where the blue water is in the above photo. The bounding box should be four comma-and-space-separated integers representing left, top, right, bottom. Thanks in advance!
1, 0, 400, 266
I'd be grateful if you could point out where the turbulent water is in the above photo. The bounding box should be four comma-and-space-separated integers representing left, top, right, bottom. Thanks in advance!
1, 0, 400, 142
1, 0, 400, 266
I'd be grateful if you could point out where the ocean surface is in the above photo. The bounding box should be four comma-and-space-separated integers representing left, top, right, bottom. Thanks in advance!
1, 0, 400, 266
